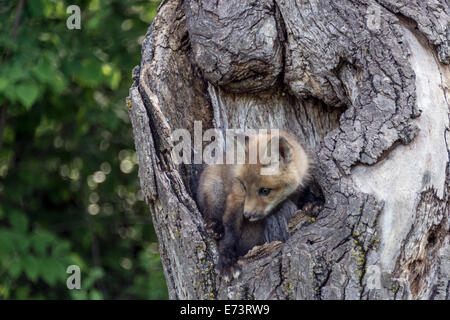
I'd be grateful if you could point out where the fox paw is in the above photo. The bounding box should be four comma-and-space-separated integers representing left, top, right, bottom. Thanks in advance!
218, 256, 241, 282
220, 264, 241, 283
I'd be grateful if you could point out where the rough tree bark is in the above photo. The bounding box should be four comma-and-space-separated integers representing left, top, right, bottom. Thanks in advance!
127, 0, 450, 299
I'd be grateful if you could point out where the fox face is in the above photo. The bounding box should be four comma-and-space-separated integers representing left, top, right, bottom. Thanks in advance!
238, 166, 297, 221
235, 133, 309, 222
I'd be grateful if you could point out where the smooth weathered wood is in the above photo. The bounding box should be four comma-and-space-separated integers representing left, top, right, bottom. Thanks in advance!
128, 0, 450, 300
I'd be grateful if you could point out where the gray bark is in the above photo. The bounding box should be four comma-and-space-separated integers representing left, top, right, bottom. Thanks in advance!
128, 0, 450, 300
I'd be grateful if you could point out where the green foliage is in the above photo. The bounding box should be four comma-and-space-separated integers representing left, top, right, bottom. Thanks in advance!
0, 0, 167, 299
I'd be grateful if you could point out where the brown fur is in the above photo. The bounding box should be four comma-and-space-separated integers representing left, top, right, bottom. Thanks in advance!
197, 131, 310, 280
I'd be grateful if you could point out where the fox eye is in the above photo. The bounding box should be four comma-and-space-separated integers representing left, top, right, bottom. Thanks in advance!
259, 188, 271, 196
238, 179, 246, 191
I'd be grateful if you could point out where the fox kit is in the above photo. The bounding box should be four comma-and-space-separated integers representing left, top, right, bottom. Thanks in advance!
197, 130, 310, 280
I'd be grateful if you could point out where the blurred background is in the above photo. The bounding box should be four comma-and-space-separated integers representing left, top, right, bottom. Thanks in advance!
0, 0, 167, 299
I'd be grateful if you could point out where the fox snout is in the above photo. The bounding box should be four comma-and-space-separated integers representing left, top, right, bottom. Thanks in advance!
243, 211, 265, 222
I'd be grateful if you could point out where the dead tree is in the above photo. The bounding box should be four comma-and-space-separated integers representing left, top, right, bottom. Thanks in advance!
127, 0, 450, 299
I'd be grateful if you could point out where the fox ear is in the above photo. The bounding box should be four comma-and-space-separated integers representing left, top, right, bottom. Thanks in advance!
265, 135, 293, 164
279, 136, 294, 163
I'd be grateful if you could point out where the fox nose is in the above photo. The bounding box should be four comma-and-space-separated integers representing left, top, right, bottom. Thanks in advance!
244, 211, 262, 221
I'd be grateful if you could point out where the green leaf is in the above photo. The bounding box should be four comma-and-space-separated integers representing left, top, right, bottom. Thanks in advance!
31, 55, 67, 93
9, 211, 28, 233
2, 83, 16, 102
89, 290, 103, 300
12, 233, 29, 253
75, 59, 103, 87
52, 241, 71, 256
83, 267, 104, 289
27, 0, 45, 17
40, 258, 63, 286
31, 58, 54, 84
22, 255, 39, 282
9, 258, 22, 279
0, 230, 14, 258
31, 231, 55, 256
109, 70, 121, 90
50, 74, 67, 94
9, 63, 26, 83
0, 77, 8, 92
16, 82, 40, 109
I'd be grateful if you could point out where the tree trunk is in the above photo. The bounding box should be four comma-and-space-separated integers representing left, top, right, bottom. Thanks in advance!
127, 0, 450, 300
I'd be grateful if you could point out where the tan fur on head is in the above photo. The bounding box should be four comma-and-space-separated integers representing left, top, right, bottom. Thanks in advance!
235, 131, 311, 221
